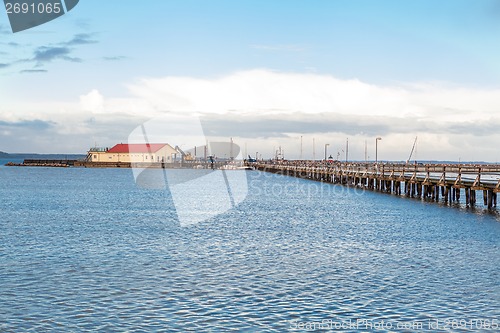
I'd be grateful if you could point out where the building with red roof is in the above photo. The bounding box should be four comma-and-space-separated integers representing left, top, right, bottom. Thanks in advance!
88, 143, 178, 163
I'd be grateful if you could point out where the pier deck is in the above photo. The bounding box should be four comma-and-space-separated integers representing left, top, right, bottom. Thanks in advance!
252, 162, 500, 209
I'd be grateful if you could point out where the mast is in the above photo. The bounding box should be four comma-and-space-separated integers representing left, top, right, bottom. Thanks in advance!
407, 136, 418, 163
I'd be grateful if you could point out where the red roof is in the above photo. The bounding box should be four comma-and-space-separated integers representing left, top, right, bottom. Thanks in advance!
107, 143, 168, 153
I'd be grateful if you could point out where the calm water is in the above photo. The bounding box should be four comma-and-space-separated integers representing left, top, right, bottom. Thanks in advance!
0, 164, 499, 332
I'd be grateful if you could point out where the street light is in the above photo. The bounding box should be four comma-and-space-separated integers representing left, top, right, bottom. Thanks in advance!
346, 138, 349, 162
313, 138, 316, 161
375, 137, 382, 163
300, 135, 303, 160
324, 143, 330, 161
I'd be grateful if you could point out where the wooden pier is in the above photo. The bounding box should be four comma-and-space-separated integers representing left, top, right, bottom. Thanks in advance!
252, 161, 500, 209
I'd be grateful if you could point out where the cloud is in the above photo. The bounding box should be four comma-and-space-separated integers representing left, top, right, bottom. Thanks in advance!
20, 69, 48, 74
446, 120, 500, 136
200, 112, 500, 139
80, 89, 105, 113
130, 69, 391, 115
26, 33, 95, 67
3, 69, 500, 160
0, 32, 97, 71
103, 56, 127, 61
119, 69, 500, 160
0, 119, 55, 130
64, 33, 98, 46
127, 69, 500, 122
0, 112, 147, 154
0, 63, 9, 69
200, 113, 392, 138
32, 46, 81, 65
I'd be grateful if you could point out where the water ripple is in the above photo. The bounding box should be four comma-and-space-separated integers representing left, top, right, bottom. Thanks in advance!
0, 168, 499, 331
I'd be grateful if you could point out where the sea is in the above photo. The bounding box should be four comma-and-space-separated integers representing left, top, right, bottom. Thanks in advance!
0, 160, 499, 332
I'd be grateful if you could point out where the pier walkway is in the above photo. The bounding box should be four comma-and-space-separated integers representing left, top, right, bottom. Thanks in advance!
252, 161, 500, 209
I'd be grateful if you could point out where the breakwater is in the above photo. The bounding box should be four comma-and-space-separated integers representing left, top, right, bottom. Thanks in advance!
6, 159, 77, 167
252, 161, 500, 209
6, 159, 237, 169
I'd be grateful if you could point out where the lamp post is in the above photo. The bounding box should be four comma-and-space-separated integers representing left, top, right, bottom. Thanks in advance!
300, 135, 303, 160
364, 140, 367, 162
375, 137, 382, 163
313, 138, 316, 161
346, 138, 349, 162
324, 143, 330, 161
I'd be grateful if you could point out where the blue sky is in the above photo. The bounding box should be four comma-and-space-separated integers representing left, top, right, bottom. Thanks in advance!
1, 0, 500, 160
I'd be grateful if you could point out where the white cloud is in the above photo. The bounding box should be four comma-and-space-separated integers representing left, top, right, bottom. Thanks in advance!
80, 89, 104, 113
79, 89, 156, 116
127, 70, 410, 116
126, 69, 500, 120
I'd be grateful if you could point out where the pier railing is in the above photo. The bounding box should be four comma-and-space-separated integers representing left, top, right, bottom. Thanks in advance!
251, 161, 500, 208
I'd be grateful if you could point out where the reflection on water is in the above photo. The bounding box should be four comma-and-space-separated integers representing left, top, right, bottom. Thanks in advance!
0, 168, 499, 332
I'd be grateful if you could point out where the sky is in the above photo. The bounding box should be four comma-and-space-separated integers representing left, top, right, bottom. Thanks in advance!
1, 0, 500, 161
